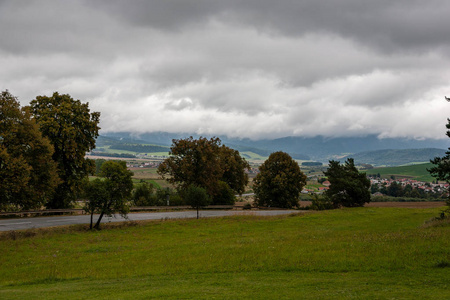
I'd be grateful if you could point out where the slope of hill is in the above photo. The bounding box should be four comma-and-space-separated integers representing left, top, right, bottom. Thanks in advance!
344, 148, 446, 166
99, 132, 448, 162
365, 163, 436, 182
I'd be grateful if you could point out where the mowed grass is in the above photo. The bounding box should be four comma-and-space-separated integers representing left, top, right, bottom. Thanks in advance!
1, 208, 449, 299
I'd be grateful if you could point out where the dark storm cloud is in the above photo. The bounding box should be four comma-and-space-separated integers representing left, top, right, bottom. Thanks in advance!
90, 0, 450, 53
0, 1, 448, 139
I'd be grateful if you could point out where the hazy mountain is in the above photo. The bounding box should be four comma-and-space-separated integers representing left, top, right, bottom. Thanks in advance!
344, 148, 447, 166
100, 132, 448, 162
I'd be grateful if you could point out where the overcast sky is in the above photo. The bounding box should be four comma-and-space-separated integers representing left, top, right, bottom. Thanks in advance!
1, 1, 449, 140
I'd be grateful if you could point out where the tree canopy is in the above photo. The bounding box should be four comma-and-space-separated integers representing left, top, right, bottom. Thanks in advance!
0, 90, 59, 211
30, 92, 100, 208
428, 97, 450, 211
84, 160, 134, 229
157, 137, 250, 203
323, 158, 371, 207
183, 185, 211, 219
428, 97, 450, 185
253, 151, 307, 208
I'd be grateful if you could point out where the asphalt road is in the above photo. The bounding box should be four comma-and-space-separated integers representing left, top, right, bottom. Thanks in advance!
0, 210, 302, 231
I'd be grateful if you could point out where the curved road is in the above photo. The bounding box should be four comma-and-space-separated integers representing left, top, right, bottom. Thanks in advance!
0, 210, 302, 232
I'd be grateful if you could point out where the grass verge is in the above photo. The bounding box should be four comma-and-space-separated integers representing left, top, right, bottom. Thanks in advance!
0, 208, 449, 299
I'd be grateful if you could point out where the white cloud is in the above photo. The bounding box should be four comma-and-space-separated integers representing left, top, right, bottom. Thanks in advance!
0, 0, 449, 140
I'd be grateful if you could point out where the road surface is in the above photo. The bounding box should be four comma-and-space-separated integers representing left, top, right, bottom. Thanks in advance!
0, 210, 302, 232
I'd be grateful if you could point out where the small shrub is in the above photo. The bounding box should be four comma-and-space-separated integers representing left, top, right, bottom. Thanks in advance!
243, 202, 252, 210
212, 181, 236, 205
132, 183, 155, 206
309, 194, 334, 210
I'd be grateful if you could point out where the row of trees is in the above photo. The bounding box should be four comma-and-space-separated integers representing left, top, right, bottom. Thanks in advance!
1, 90, 100, 211
3, 88, 406, 219
157, 137, 372, 210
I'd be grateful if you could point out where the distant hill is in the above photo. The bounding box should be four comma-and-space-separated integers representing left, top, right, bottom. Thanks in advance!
344, 148, 446, 166
100, 132, 310, 160
99, 132, 448, 162
365, 163, 436, 182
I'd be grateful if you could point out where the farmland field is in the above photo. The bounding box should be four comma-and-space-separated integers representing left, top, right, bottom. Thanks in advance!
365, 162, 436, 182
1, 207, 449, 299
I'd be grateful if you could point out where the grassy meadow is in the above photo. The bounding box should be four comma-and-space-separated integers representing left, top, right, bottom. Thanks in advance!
1, 207, 449, 299
365, 162, 436, 182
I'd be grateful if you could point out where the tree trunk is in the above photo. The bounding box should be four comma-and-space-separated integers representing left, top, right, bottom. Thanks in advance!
94, 211, 105, 229
90, 212, 93, 229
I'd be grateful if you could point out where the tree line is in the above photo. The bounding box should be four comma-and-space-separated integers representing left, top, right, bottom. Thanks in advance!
1, 90, 100, 211
2, 88, 448, 227
0, 86, 374, 219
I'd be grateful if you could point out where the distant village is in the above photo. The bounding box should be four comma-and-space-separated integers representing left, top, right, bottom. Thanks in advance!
122, 159, 449, 198
369, 177, 449, 195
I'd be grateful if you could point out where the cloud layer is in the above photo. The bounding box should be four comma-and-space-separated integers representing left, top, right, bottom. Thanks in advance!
1, 0, 449, 140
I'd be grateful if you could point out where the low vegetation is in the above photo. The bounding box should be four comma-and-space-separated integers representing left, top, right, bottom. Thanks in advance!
1, 207, 449, 298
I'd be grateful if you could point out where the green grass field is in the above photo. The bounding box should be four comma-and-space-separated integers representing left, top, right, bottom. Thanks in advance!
1, 207, 449, 299
365, 162, 436, 182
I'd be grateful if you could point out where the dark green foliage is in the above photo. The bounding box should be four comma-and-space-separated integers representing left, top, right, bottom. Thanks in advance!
94, 159, 106, 175
243, 202, 252, 209
324, 158, 371, 207
428, 97, 450, 213
428, 149, 450, 184
83, 160, 134, 229
318, 177, 327, 184
183, 185, 211, 218
134, 187, 185, 206
212, 181, 236, 205
132, 182, 155, 206
158, 137, 250, 199
83, 179, 109, 229
109, 144, 168, 153
309, 194, 334, 210
370, 183, 379, 194
0, 90, 59, 211
253, 151, 307, 208
387, 181, 403, 197
30, 92, 100, 208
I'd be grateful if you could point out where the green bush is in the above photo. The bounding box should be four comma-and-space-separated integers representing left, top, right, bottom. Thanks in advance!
212, 181, 236, 205
243, 202, 252, 210
132, 183, 155, 206
309, 194, 334, 210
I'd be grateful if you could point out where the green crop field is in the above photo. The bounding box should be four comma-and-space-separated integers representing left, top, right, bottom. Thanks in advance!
240, 151, 267, 161
1, 207, 449, 299
365, 162, 436, 182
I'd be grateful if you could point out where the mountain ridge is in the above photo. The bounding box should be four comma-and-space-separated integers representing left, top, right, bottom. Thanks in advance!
100, 131, 447, 162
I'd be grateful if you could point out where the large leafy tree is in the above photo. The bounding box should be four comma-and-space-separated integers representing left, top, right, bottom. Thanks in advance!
428, 97, 450, 206
323, 158, 371, 207
84, 161, 134, 230
157, 137, 250, 203
29, 92, 100, 208
0, 90, 59, 210
253, 151, 307, 208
